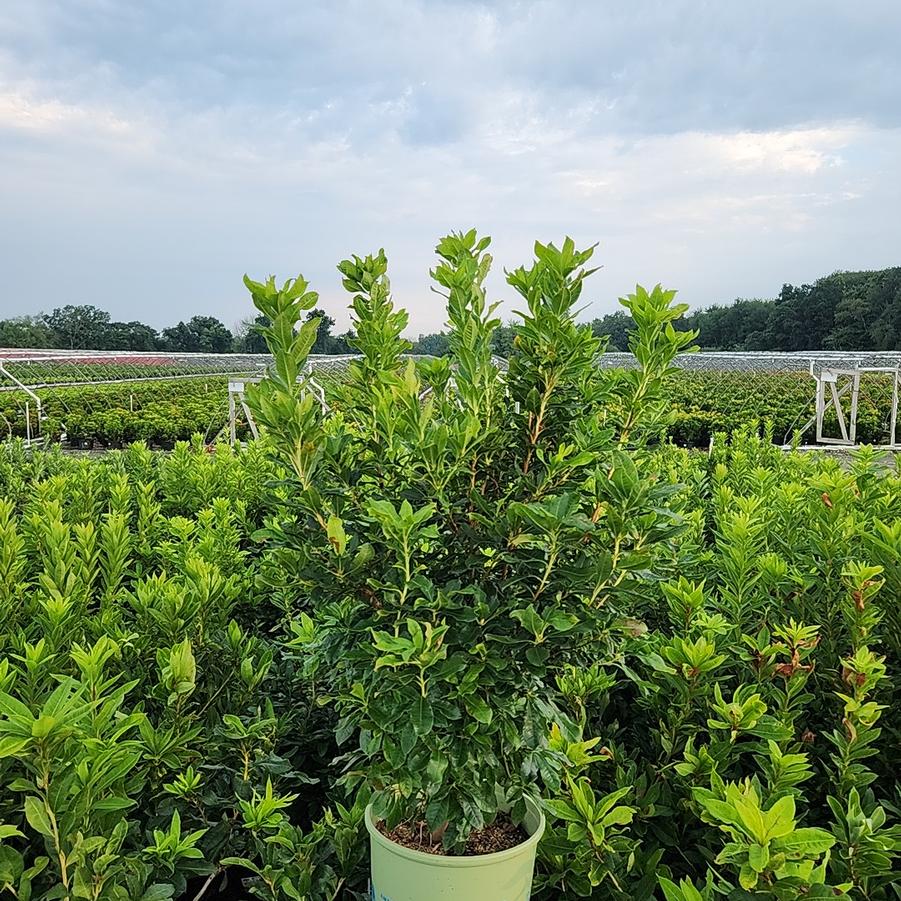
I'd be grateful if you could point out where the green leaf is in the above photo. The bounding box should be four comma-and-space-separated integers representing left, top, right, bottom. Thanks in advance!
92, 796, 136, 812
411, 696, 433, 735
698, 798, 744, 832
776, 828, 836, 858
21, 857, 48, 881
0, 846, 24, 884
221, 858, 263, 877
0, 692, 33, 721
24, 797, 53, 839
326, 515, 348, 555
746, 718, 794, 742
425, 751, 447, 785
0, 738, 28, 760
544, 799, 581, 823
464, 695, 492, 725
596, 786, 631, 818
658, 877, 704, 901
570, 779, 595, 820
748, 842, 770, 873
601, 805, 634, 828
425, 797, 449, 833
733, 797, 768, 844
139, 886, 176, 901
738, 862, 758, 890
764, 794, 796, 840
511, 605, 545, 639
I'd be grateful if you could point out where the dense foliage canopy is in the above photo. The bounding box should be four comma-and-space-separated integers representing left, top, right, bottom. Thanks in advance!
408, 266, 901, 354
0, 307, 351, 355
5, 366, 896, 450
589, 267, 901, 352
0, 236, 898, 901
5, 266, 900, 356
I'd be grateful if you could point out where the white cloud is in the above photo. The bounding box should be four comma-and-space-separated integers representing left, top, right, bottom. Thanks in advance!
0, 1, 900, 334
704, 129, 852, 175
0, 87, 135, 137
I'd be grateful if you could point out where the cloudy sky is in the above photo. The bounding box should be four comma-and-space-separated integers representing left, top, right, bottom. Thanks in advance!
2, 1, 900, 335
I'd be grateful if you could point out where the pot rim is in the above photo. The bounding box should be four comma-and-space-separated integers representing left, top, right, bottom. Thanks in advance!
365, 799, 545, 869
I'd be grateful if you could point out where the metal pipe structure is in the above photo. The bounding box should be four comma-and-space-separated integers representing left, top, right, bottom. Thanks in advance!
1, 348, 898, 449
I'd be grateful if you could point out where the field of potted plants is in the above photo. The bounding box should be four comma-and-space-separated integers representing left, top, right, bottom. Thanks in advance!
4, 330, 898, 454
665, 370, 897, 447
0, 232, 898, 900
0, 380, 237, 448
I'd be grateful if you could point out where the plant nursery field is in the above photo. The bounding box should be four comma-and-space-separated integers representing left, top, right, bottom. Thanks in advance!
3, 367, 897, 450
0, 380, 236, 447
1, 431, 899, 900
0, 235, 899, 901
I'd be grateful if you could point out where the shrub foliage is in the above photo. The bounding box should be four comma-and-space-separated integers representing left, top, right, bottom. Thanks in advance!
0, 234, 897, 900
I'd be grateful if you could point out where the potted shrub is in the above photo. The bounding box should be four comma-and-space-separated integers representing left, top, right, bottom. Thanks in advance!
244, 231, 694, 900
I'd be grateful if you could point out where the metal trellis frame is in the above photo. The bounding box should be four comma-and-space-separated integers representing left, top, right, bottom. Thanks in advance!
2, 347, 899, 449
803, 363, 900, 449
597, 350, 901, 449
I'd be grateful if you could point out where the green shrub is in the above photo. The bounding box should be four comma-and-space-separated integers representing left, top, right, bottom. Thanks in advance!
246, 233, 694, 862
242, 236, 900, 898
0, 441, 357, 900
0, 234, 898, 901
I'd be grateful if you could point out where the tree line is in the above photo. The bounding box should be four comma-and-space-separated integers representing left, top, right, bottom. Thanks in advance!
3, 266, 899, 356
0, 305, 353, 355
411, 266, 901, 356
589, 266, 901, 352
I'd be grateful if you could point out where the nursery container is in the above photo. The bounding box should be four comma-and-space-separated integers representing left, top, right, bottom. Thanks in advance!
366, 801, 545, 901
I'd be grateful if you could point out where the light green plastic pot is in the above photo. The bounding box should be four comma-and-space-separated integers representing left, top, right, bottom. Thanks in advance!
366, 801, 545, 901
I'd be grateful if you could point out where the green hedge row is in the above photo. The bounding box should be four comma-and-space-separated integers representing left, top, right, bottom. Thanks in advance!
667, 372, 897, 446
0, 380, 247, 447
1, 370, 896, 448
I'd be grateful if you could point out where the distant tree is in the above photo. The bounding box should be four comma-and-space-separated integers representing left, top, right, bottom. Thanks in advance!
161, 315, 234, 353
330, 330, 355, 354
159, 321, 193, 352
6, 264, 900, 360
863, 267, 901, 349
760, 281, 836, 351
43, 305, 112, 349
679, 299, 772, 350
489, 324, 515, 358
235, 313, 355, 355
590, 311, 634, 351
825, 268, 901, 350
235, 314, 271, 353
306, 308, 336, 354
673, 269, 901, 351
100, 321, 160, 351
0, 315, 52, 348
411, 332, 450, 356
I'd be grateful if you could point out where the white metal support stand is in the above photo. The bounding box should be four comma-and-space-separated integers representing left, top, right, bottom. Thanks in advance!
0, 361, 44, 444
227, 380, 261, 444
226, 368, 328, 445
808, 362, 900, 449
890, 368, 900, 447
